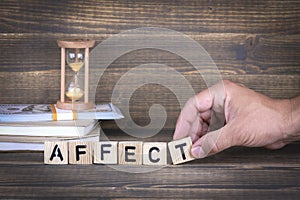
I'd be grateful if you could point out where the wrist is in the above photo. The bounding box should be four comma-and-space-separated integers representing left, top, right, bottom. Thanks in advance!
284, 96, 300, 142
290, 96, 300, 135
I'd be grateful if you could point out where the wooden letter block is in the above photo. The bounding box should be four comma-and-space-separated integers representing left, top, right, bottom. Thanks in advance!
94, 141, 118, 164
168, 137, 195, 165
44, 141, 68, 164
118, 141, 143, 165
143, 142, 167, 165
69, 141, 93, 164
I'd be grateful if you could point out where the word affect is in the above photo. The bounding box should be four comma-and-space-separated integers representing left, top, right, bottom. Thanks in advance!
44, 137, 195, 165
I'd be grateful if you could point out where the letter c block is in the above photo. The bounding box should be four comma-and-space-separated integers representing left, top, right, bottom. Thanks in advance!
143, 142, 167, 165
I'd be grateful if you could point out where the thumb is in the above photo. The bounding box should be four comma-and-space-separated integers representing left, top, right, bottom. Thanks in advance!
191, 125, 233, 158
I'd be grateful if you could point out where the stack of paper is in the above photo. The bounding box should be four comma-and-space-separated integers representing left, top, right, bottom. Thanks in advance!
0, 103, 123, 122
0, 103, 123, 151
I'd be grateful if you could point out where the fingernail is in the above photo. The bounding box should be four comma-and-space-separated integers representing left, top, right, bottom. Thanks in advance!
191, 146, 206, 158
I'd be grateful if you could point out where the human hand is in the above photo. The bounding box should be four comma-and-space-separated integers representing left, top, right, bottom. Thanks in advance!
173, 80, 300, 159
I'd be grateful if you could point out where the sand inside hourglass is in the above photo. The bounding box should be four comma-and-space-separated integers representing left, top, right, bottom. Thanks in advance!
65, 73, 84, 101
66, 87, 84, 101
69, 62, 84, 72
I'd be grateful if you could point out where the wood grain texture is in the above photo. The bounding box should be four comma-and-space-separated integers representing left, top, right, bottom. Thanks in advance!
1, 135, 300, 199
0, 0, 299, 34
0, 1, 299, 198
0, 33, 299, 74
0, 0, 300, 128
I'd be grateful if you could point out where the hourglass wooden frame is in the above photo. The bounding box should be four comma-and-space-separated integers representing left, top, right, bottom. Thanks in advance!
56, 39, 95, 110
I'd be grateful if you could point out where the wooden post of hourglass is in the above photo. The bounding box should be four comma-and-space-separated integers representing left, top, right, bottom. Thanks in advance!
56, 39, 95, 110
60, 47, 66, 104
84, 47, 89, 104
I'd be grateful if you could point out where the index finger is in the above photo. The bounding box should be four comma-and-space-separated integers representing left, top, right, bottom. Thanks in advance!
173, 88, 213, 140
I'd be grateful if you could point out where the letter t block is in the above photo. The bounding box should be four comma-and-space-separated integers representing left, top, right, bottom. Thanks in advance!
168, 137, 195, 165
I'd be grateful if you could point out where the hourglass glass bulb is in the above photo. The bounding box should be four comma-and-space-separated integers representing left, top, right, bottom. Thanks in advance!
67, 48, 84, 72
66, 74, 84, 101
66, 83, 84, 101
65, 48, 85, 101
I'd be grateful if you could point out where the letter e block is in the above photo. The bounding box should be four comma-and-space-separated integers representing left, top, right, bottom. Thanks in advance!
69, 141, 93, 164
119, 141, 143, 165
143, 142, 167, 165
168, 137, 195, 165
94, 141, 118, 164
44, 141, 68, 164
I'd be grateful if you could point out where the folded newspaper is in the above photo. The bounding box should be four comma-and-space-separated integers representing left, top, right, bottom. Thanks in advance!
0, 103, 123, 122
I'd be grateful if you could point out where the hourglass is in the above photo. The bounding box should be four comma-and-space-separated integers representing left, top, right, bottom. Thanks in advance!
56, 39, 95, 110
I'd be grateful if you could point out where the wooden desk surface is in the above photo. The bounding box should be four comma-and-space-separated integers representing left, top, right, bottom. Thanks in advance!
0, 131, 299, 199
0, 1, 299, 198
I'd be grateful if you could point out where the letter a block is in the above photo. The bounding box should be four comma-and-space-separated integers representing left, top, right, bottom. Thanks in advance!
44, 141, 68, 164
94, 141, 118, 164
168, 137, 195, 165
118, 141, 143, 165
69, 141, 93, 164
143, 142, 167, 165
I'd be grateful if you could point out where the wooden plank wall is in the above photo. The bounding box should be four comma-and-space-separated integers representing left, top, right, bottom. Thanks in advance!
0, 0, 299, 130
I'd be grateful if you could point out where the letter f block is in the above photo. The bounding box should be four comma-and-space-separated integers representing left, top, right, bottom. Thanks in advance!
69, 141, 93, 164
94, 141, 118, 164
